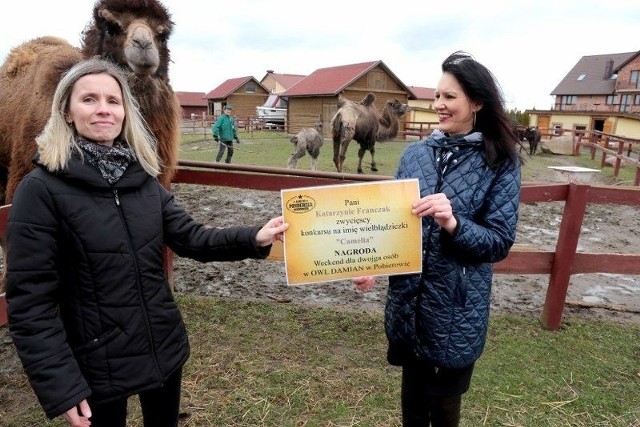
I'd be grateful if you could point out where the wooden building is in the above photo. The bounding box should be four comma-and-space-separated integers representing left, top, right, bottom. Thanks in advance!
406, 86, 438, 136
174, 91, 208, 119
281, 60, 415, 136
203, 77, 270, 119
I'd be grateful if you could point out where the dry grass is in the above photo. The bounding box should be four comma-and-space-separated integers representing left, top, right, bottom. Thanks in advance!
3, 296, 640, 426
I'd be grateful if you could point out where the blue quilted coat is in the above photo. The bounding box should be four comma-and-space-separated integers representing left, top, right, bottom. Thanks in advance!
385, 130, 521, 369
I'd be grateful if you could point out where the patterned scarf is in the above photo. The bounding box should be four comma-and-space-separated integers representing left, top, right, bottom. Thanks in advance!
429, 129, 483, 174
77, 138, 137, 184
429, 129, 483, 148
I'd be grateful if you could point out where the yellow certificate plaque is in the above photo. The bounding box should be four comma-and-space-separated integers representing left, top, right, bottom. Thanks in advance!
281, 179, 422, 285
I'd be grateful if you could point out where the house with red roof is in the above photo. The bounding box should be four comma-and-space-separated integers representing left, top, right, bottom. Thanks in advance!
203, 76, 270, 119
174, 91, 208, 119
281, 60, 415, 135
406, 86, 437, 137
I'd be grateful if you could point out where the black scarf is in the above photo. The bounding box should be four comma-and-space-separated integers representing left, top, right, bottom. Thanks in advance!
77, 138, 137, 184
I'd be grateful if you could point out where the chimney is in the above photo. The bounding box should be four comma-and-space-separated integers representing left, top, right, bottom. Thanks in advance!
604, 60, 613, 79
266, 70, 274, 74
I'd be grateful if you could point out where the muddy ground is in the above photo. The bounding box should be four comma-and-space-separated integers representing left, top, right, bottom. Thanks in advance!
168, 155, 640, 325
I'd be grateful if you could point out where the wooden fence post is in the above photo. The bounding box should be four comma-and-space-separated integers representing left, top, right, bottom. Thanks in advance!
541, 183, 590, 330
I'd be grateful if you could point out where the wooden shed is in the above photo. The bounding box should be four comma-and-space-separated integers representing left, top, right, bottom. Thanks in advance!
203, 77, 270, 120
281, 60, 415, 136
174, 91, 208, 119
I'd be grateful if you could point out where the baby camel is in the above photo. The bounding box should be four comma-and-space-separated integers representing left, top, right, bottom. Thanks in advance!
287, 120, 324, 170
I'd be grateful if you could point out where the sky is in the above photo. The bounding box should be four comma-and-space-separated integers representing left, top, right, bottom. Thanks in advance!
1, 0, 639, 111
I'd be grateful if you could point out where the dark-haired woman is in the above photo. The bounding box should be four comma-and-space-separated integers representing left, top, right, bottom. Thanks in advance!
354, 51, 522, 426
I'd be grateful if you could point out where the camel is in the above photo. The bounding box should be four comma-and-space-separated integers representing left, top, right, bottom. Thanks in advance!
331, 93, 410, 173
0, 0, 181, 204
287, 119, 323, 170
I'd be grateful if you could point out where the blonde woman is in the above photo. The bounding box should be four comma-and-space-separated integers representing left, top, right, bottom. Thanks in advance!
6, 58, 287, 427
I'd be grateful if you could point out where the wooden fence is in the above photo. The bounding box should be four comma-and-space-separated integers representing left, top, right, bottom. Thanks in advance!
1, 161, 639, 330
574, 130, 640, 185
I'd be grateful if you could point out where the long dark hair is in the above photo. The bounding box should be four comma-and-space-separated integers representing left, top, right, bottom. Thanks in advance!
441, 51, 522, 167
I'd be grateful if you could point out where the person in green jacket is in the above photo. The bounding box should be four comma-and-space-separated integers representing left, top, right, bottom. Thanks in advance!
212, 104, 240, 163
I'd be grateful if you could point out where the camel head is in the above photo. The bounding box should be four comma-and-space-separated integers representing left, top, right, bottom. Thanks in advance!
81, 0, 174, 79
387, 99, 411, 117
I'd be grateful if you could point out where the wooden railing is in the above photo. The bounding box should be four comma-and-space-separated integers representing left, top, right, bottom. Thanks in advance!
403, 121, 439, 139
1, 161, 639, 330
574, 131, 640, 185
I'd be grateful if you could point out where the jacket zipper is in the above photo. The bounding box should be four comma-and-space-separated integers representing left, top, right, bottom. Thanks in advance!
112, 188, 163, 378
415, 147, 463, 353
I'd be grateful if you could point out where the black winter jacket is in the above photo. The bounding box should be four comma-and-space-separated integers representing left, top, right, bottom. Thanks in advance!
385, 130, 520, 369
7, 154, 269, 419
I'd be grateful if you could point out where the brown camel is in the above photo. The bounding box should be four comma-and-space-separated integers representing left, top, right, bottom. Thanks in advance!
0, 0, 181, 204
331, 93, 410, 173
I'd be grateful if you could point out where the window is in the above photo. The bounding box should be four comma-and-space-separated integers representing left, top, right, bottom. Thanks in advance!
635, 94, 640, 105
560, 95, 577, 105
553, 123, 563, 136
631, 70, 639, 88
577, 74, 586, 81
368, 71, 387, 90
606, 95, 618, 105
620, 94, 633, 112
245, 82, 256, 93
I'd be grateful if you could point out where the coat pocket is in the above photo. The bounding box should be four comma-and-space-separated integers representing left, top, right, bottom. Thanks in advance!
72, 327, 120, 356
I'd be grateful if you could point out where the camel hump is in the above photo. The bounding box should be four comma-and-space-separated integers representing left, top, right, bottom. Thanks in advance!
1, 37, 80, 79
360, 92, 376, 106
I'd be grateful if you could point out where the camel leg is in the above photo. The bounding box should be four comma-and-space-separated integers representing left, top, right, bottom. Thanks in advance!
289, 144, 306, 169
334, 139, 348, 172
369, 146, 378, 172
287, 155, 298, 169
333, 140, 343, 172
308, 146, 320, 171
357, 145, 367, 174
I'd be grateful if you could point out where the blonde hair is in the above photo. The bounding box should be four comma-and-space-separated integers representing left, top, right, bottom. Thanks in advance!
36, 57, 161, 176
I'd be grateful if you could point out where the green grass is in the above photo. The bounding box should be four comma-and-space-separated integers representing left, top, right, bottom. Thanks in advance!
179, 131, 410, 176
178, 130, 637, 184
5, 296, 640, 426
